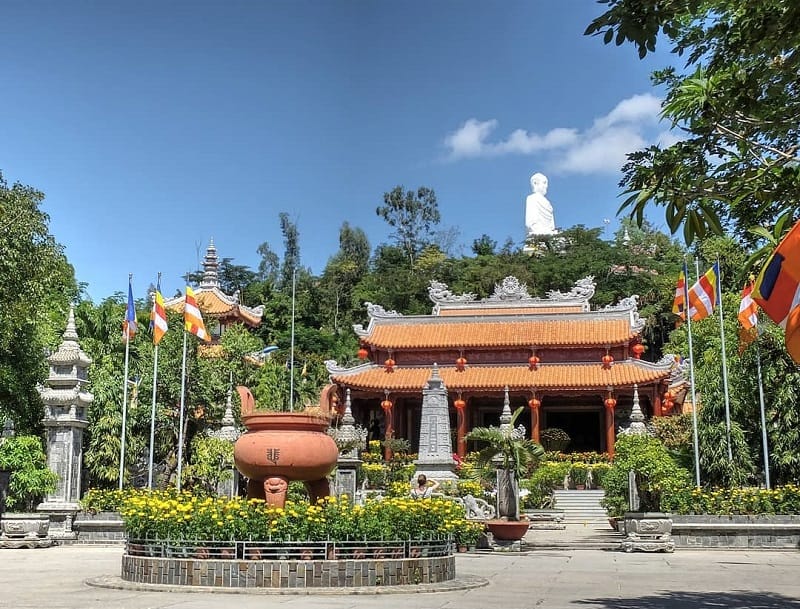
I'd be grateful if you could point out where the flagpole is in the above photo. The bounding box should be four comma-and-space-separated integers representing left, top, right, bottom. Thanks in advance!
289, 267, 296, 413
176, 330, 188, 491
715, 257, 733, 461
687, 259, 701, 487
119, 273, 133, 491
755, 328, 771, 489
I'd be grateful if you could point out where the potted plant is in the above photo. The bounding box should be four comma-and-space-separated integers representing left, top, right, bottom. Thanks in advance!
0, 435, 57, 546
569, 462, 589, 490
466, 405, 545, 542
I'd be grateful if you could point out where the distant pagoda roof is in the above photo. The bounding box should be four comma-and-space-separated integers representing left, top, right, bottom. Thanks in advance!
164, 239, 264, 327
353, 276, 646, 350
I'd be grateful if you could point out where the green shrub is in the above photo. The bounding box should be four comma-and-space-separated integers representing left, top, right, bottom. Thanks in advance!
569, 462, 589, 486
539, 428, 570, 452
601, 434, 692, 517
0, 435, 58, 512
521, 461, 570, 509
662, 484, 800, 515
590, 463, 611, 488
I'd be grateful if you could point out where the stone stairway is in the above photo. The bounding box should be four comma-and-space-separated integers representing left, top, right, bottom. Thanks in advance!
553, 489, 608, 523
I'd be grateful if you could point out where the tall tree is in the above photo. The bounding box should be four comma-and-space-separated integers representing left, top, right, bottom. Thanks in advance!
320, 222, 371, 334
586, 1, 800, 250
279, 212, 301, 289
376, 186, 441, 268
0, 172, 76, 432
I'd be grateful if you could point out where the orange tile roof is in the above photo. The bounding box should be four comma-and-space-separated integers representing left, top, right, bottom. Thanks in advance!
438, 306, 585, 316
166, 290, 262, 326
331, 362, 670, 392
363, 318, 635, 349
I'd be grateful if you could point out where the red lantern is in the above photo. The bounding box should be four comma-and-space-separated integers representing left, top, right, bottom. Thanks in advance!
454, 397, 466, 411
528, 354, 540, 370
384, 357, 395, 372
357, 346, 369, 360
455, 356, 467, 371
528, 397, 541, 410
381, 398, 393, 412
602, 353, 614, 369
632, 343, 645, 359
604, 396, 617, 410
663, 391, 674, 411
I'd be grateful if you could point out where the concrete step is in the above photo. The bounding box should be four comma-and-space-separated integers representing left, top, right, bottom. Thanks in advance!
553, 489, 608, 523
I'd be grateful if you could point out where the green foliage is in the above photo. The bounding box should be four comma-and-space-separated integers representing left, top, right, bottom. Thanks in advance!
0, 435, 57, 511
376, 185, 440, 269
590, 463, 611, 489
465, 408, 546, 483
521, 461, 571, 509
601, 434, 692, 517
569, 462, 589, 486
662, 484, 800, 516
181, 435, 234, 494
0, 172, 76, 432
79, 489, 130, 513
587, 0, 800, 252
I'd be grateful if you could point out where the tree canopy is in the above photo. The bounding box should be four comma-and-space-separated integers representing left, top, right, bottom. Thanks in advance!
586, 0, 800, 254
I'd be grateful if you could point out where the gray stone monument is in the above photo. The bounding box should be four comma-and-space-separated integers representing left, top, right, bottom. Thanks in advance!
414, 365, 458, 482
36, 306, 93, 540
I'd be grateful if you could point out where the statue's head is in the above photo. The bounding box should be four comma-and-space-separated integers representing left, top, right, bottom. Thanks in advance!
530, 172, 548, 195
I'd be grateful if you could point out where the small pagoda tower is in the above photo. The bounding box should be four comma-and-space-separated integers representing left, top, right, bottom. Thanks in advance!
37, 307, 93, 536
164, 240, 264, 342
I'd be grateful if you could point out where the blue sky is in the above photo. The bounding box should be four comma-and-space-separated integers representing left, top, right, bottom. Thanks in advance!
1, 1, 674, 301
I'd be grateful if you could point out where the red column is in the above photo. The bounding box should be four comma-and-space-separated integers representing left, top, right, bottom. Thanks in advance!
383, 405, 394, 462
605, 403, 616, 458
653, 386, 663, 417
456, 403, 468, 459
530, 399, 541, 443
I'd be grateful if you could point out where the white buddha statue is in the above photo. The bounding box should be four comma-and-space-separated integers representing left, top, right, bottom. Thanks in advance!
525, 172, 557, 236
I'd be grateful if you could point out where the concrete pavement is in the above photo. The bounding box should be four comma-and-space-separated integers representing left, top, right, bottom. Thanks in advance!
2, 540, 800, 608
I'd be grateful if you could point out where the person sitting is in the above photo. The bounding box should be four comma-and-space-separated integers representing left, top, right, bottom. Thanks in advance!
410, 474, 439, 499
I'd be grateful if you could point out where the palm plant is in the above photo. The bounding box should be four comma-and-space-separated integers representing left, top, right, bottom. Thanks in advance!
466, 406, 545, 520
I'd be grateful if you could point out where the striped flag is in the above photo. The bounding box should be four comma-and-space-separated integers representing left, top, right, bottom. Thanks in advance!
687, 262, 720, 321
122, 278, 137, 342
738, 281, 758, 353
672, 263, 687, 320
150, 278, 168, 345
184, 286, 211, 342
753, 219, 800, 363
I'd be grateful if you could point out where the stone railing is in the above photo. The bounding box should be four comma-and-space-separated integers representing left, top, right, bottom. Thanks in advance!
671, 515, 800, 549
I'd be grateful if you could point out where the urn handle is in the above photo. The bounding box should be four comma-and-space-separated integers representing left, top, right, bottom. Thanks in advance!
237, 386, 256, 416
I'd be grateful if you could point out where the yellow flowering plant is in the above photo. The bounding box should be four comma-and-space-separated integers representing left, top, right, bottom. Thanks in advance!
119, 490, 477, 542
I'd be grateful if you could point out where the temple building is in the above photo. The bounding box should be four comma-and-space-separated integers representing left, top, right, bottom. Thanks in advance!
324, 276, 685, 457
164, 240, 264, 342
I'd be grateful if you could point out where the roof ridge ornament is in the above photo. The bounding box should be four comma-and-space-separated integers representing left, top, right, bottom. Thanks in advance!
428, 280, 477, 304
488, 276, 531, 301
603, 295, 645, 332
363, 302, 402, 318
546, 276, 595, 302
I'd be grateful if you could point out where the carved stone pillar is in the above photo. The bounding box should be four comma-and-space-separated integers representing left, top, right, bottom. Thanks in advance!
413, 365, 458, 481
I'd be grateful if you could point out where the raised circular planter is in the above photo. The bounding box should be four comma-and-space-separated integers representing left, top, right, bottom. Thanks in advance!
121, 539, 455, 588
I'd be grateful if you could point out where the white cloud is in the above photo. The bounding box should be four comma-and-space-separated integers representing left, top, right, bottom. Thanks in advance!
442, 93, 674, 175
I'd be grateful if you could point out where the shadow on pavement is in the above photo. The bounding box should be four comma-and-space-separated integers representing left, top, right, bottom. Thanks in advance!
578, 591, 800, 609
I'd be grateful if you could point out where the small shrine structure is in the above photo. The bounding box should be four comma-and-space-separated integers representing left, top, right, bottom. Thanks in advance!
325, 276, 684, 458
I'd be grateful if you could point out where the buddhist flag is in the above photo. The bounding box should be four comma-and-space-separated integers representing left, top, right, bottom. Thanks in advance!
122, 278, 137, 342
672, 263, 688, 320
738, 281, 759, 353
753, 219, 800, 363
150, 278, 168, 345
687, 262, 720, 321
184, 286, 210, 342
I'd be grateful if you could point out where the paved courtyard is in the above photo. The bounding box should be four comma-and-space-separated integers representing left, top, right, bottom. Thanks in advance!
1, 543, 800, 609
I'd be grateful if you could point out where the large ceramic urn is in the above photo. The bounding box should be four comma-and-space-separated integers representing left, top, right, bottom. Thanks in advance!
233, 386, 339, 508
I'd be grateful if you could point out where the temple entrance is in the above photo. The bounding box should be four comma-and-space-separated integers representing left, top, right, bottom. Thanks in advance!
544, 410, 602, 453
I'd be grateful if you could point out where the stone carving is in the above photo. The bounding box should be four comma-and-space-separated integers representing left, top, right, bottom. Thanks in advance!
364, 302, 402, 318
413, 366, 458, 480
525, 173, 557, 236
462, 494, 496, 520
604, 294, 646, 332
427, 281, 477, 304
488, 276, 532, 301
546, 276, 596, 301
